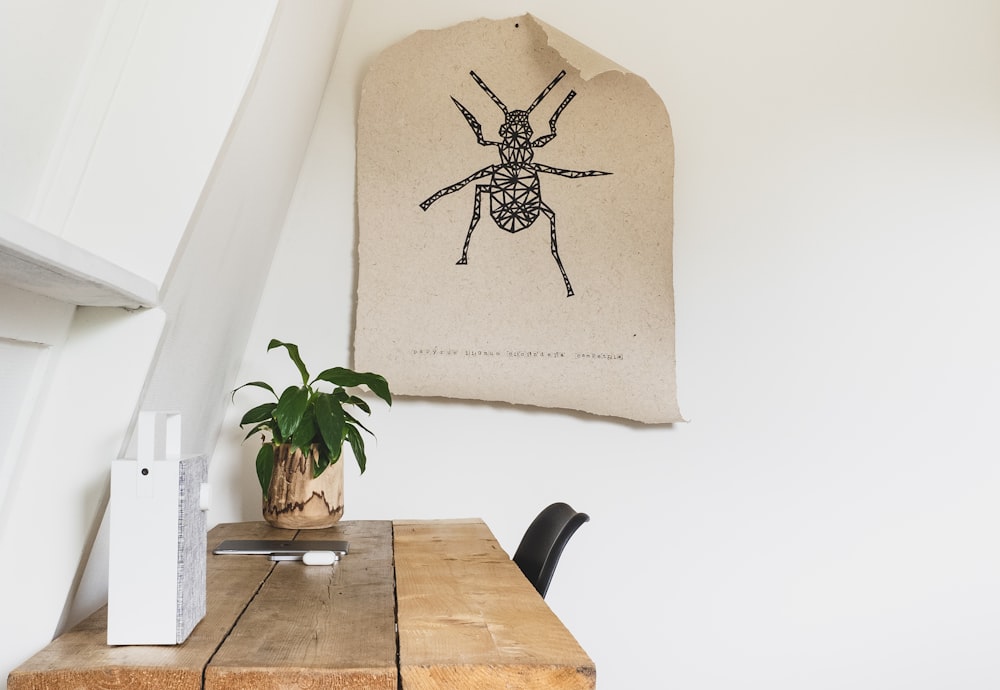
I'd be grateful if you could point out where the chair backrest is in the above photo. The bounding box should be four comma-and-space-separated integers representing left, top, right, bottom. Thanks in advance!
512, 502, 589, 598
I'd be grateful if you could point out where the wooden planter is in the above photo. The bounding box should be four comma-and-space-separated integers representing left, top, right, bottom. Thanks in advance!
262, 444, 344, 529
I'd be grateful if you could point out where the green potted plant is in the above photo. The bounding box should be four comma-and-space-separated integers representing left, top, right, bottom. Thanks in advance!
234, 339, 392, 528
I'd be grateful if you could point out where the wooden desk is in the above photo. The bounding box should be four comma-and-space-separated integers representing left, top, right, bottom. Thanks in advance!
8, 520, 595, 690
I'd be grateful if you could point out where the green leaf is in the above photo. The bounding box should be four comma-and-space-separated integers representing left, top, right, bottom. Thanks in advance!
255, 443, 274, 497
314, 368, 392, 406
239, 402, 277, 427
345, 424, 367, 474
268, 339, 310, 385
274, 385, 309, 438
290, 406, 318, 450
344, 395, 371, 415
314, 443, 332, 478
344, 410, 374, 437
232, 380, 277, 401
314, 393, 346, 459
242, 422, 275, 442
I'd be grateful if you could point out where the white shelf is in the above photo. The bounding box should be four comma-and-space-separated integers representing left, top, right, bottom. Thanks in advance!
0, 211, 158, 309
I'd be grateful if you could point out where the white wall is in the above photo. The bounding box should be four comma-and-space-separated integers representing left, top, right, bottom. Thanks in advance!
42, 0, 283, 286
64, 0, 351, 628
0, 2, 350, 686
0, 0, 107, 218
212, 1, 1000, 688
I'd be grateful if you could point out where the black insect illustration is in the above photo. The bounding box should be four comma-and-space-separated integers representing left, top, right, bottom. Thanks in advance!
419, 70, 611, 297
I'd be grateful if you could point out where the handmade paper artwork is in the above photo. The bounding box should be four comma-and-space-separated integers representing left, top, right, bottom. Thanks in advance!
355, 14, 683, 423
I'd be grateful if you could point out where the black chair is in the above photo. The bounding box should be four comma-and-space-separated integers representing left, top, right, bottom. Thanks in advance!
512, 502, 590, 598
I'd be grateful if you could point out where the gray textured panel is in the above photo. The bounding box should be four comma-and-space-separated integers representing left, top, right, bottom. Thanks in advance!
175, 454, 207, 642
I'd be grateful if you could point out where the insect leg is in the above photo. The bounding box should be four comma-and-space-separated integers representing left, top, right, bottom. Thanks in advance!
420, 166, 495, 210
533, 163, 612, 178
539, 202, 574, 297
457, 185, 492, 265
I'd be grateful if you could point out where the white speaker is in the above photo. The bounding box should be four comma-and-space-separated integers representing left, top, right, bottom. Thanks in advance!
107, 411, 210, 645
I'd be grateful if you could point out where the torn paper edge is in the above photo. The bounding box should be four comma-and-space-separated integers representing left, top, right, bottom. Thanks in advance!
526, 13, 631, 80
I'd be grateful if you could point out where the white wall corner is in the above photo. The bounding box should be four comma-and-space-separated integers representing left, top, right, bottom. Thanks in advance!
61, 0, 352, 641
44, 0, 283, 287
28, 0, 151, 234
0, 305, 165, 682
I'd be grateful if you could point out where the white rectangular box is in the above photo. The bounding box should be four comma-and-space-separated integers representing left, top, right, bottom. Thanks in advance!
107, 412, 208, 645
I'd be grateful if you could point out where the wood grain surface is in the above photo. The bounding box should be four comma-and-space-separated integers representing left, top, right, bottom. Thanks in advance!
204, 520, 396, 690
9, 520, 594, 689
8, 522, 288, 690
393, 518, 596, 690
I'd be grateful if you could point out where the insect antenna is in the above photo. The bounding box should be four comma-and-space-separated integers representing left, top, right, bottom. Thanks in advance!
469, 71, 507, 114
527, 70, 567, 113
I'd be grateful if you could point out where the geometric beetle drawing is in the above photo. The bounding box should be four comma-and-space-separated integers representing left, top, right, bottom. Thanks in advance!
419, 70, 611, 297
